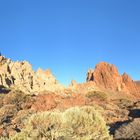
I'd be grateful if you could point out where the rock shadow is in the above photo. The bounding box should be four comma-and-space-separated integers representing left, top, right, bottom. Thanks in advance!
129, 109, 140, 118
0, 85, 10, 94
109, 120, 131, 135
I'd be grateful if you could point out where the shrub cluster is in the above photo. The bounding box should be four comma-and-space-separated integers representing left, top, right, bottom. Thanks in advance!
3, 90, 32, 110
11, 106, 112, 140
86, 90, 108, 101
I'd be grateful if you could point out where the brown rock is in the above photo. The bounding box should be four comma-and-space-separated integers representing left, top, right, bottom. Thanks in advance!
122, 73, 140, 96
86, 69, 94, 82
86, 62, 140, 95
31, 92, 88, 112
87, 62, 123, 91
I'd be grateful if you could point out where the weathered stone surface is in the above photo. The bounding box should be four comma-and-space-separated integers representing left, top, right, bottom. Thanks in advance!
114, 118, 140, 140
86, 62, 140, 95
0, 56, 64, 94
122, 73, 140, 96
86, 62, 123, 91
69, 80, 78, 87
31, 92, 88, 112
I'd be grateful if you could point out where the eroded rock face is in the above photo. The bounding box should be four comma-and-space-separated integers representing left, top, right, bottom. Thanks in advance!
0, 56, 64, 94
86, 62, 140, 95
69, 80, 78, 87
87, 62, 122, 91
122, 73, 140, 96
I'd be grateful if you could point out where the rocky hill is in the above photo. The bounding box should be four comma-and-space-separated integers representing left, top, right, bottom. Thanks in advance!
0, 56, 64, 94
0, 56, 140, 139
86, 62, 140, 96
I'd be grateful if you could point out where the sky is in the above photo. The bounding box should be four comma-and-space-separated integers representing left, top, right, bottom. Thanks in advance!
0, 0, 140, 85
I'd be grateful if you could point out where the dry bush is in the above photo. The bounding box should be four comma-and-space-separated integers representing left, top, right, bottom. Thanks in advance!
86, 90, 108, 101
3, 90, 32, 110
0, 94, 5, 108
11, 106, 112, 140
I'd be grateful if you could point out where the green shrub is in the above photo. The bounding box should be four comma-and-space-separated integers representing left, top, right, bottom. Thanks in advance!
11, 106, 112, 140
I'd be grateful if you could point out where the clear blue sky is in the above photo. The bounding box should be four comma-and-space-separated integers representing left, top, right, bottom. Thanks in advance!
0, 0, 140, 85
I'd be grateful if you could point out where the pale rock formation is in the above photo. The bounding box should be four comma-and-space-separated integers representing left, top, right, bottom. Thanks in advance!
70, 80, 77, 87
0, 56, 64, 94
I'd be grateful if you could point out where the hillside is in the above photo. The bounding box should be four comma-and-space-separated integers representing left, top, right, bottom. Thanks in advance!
0, 56, 140, 139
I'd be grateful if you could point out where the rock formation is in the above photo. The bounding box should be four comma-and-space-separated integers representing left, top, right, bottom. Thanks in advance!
122, 73, 140, 96
86, 62, 140, 95
69, 80, 78, 87
0, 56, 140, 139
0, 56, 64, 94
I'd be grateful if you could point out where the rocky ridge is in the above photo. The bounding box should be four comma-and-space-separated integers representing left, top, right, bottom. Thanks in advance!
0, 56, 64, 94
0, 56, 140, 139
86, 62, 140, 96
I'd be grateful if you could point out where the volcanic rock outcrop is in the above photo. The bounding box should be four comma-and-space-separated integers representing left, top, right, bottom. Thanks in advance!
0, 56, 64, 94
86, 62, 140, 95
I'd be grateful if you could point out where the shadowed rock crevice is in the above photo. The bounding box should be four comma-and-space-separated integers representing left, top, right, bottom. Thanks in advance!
113, 118, 140, 140
0, 85, 10, 94
129, 109, 140, 118
110, 108, 140, 139
109, 120, 131, 136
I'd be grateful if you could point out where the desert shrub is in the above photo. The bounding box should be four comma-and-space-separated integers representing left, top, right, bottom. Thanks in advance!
0, 94, 5, 108
0, 105, 18, 125
86, 90, 108, 101
11, 106, 112, 140
3, 90, 32, 110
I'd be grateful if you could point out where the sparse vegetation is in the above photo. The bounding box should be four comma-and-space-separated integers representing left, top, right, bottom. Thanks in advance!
86, 90, 108, 101
3, 90, 33, 110
11, 106, 112, 140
